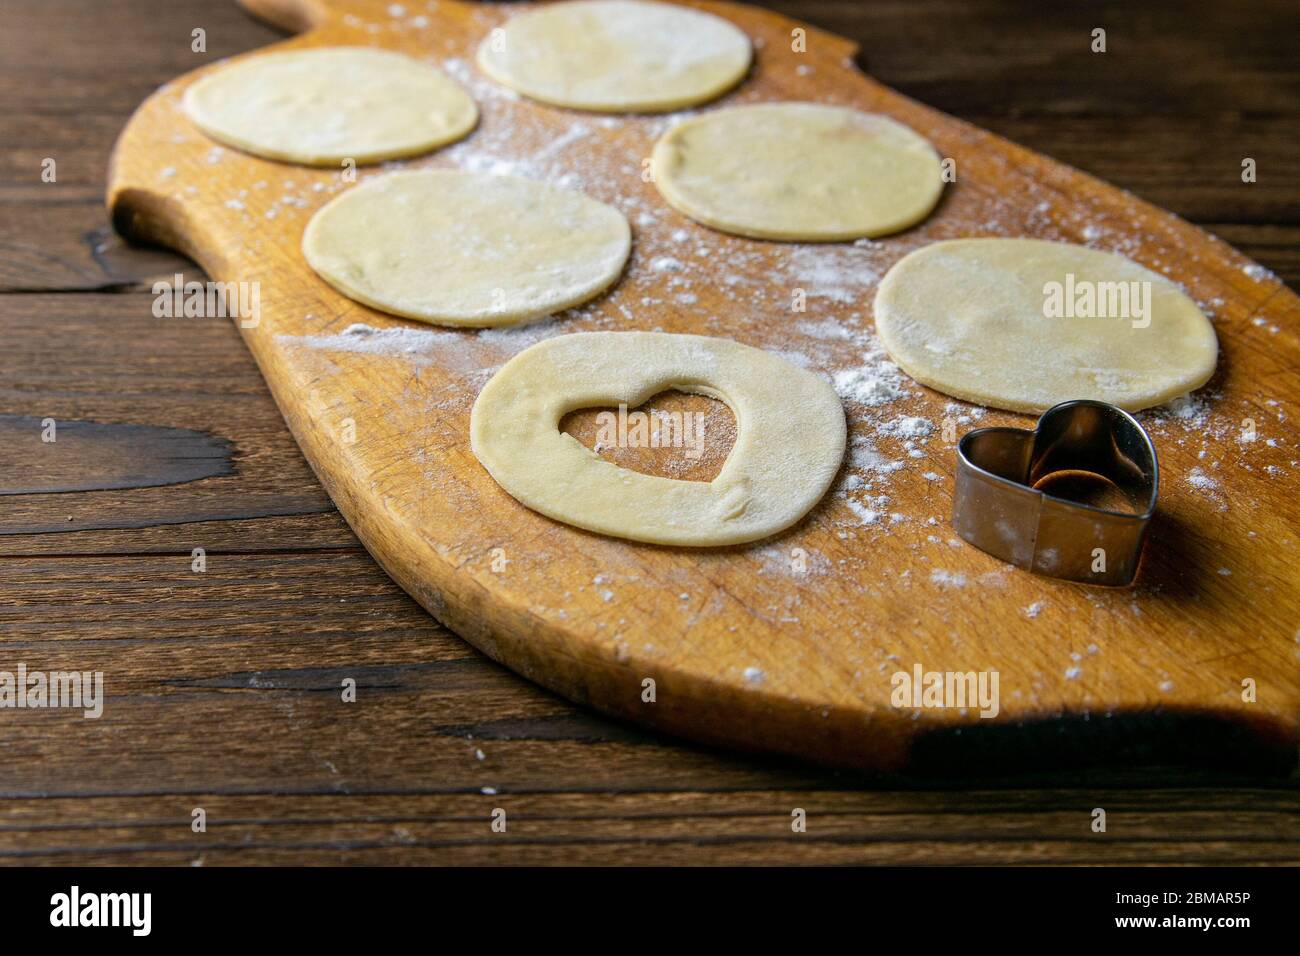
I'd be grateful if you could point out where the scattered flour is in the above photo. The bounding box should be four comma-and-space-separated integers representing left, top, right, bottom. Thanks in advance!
846, 500, 880, 525
1160, 393, 1210, 429
849, 441, 904, 475
834, 363, 908, 407
1187, 467, 1218, 492
930, 569, 967, 588
280, 319, 564, 379
877, 415, 934, 440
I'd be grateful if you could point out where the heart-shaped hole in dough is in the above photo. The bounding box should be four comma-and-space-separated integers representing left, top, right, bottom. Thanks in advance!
560, 389, 737, 483
472, 331, 847, 546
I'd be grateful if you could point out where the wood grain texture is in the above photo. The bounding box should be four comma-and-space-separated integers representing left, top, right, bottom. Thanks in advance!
4, 790, 1298, 866
0, 414, 234, 494
101, 0, 1300, 773
3, 0, 1299, 865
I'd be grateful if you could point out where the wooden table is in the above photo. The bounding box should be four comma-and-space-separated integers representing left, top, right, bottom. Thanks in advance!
2, 0, 1297, 865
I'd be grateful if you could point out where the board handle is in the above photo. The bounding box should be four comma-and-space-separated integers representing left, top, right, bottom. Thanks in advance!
237, 0, 334, 34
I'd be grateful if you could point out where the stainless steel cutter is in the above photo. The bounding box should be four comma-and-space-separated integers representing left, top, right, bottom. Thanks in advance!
953, 400, 1159, 586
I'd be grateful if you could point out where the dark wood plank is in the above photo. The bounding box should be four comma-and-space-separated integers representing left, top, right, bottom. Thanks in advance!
0, 294, 334, 538
0, 200, 193, 292
0, 414, 234, 494
2, 791, 1296, 866
784, 0, 1300, 115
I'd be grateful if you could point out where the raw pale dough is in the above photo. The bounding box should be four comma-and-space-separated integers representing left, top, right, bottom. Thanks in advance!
476, 0, 752, 113
302, 170, 631, 327
652, 103, 944, 241
873, 238, 1219, 413
471, 332, 846, 546
183, 47, 477, 166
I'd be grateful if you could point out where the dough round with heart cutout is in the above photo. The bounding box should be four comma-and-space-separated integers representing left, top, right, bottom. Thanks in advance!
476, 0, 752, 112
651, 102, 944, 241
874, 238, 1219, 413
471, 332, 846, 546
302, 169, 631, 327
183, 47, 477, 165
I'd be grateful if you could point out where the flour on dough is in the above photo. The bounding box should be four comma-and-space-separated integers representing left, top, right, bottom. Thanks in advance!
302, 170, 631, 327
477, 0, 752, 113
471, 332, 846, 546
652, 103, 944, 241
183, 47, 477, 166
873, 238, 1219, 413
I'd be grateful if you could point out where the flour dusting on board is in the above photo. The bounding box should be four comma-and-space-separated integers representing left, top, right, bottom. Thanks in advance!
282, 319, 564, 380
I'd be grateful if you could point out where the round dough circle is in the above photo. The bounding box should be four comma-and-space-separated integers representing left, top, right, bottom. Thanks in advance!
873, 238, 1219, 413
651, 103, 944, 241
471, 332, 847, 546
476, 0, 752, 113
302, 170, 631, 327
183, 47, 478, 166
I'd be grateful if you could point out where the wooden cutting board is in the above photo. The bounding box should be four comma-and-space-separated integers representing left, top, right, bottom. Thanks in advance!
107, 0, 1300, 773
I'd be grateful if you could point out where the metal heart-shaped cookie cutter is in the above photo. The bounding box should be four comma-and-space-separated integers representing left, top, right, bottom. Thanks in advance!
953, 400, 1159, 587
